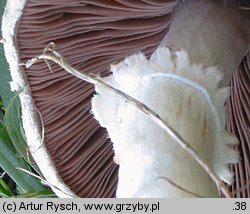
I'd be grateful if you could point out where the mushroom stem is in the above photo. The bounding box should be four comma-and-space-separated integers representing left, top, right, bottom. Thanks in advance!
161, 0, 249, 86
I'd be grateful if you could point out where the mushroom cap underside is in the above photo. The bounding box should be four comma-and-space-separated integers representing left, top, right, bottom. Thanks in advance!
3, 0, 250, 197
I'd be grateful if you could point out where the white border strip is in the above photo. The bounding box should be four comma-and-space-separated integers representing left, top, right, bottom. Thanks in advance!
2, 0, 76, 198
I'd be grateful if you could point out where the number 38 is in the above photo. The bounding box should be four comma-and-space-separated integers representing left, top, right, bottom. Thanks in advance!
234, 202, 246, 210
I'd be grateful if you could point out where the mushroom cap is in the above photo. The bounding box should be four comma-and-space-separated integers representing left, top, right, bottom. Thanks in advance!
2, 0, 250, 197
8, 0, 177, 197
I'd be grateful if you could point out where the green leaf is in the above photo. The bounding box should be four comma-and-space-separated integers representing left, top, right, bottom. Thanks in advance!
14, 190, 56, 198
0, 110, 4, 126
0, 177, 14, 197
0, 127, 45, 193
0, 97, 5, 126
0, 0, 13, 108
4, 92, 41, 174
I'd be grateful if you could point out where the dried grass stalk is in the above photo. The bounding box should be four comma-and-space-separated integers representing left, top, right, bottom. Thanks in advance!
25, 43, 232, 198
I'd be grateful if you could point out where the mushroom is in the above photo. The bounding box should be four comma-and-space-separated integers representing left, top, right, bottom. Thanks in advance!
2, 0, 177, 197
2, 0, 250, 197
